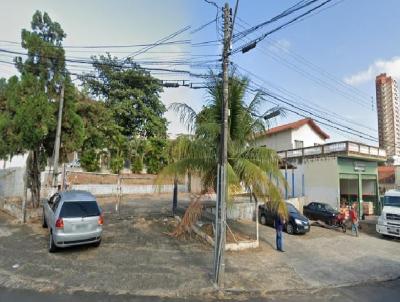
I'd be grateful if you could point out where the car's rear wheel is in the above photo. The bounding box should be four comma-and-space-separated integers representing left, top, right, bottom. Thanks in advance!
42, 209, 47, 228
286, 222, 294, 235
260, 215, 267, 225
48, 232, 57, 253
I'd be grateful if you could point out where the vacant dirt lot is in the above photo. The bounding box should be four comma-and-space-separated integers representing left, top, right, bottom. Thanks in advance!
0, 194, 399, 299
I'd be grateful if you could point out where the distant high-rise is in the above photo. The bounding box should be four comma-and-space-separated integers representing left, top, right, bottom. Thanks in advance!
376, 73, 400, 157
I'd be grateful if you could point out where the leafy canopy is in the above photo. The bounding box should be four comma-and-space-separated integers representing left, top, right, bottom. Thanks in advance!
160, 73, 286, 214
82, 55, 168, 139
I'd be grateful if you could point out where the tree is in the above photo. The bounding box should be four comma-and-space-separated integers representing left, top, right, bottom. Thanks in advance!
82, 55, 168, 138
108, 133, 127, 174
4, 11, 84, 206
164, 135, 192, 215
81, 54, 169, 173
128, 138, 147, 173
77, 95, 121, 172
0, 78, 13, 164
158, 73, 286, 236
145, 137, 168, 174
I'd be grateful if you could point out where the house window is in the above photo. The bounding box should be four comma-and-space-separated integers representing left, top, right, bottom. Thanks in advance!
295, 140, 304, 148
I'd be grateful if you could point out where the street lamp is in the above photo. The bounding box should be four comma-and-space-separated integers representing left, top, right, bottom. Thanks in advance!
252, 106, 282, 120
263, 107, 281, 120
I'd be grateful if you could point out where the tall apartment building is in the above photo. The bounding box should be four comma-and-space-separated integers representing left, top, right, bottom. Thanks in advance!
376, 73, 400, 157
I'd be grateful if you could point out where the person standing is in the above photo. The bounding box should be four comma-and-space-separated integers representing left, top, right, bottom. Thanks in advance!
275, 213, 285, 252
349, 203, 359, 237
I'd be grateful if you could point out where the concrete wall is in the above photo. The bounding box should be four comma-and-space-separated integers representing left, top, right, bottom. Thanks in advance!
64, 171, 188, 196
291, 124, 326, 148
303, 157, 339, 209
281, 161, 305, 199
205, 196, 307, 221
286, 196, 308, 213
0, 167, 25, 199
206, 201, 256, 221
70, 184, 187, 195
256, 130, 293, 151
0, 154, 28, 169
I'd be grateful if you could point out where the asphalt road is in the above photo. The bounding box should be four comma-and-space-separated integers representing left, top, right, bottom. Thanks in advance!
1, 279, 399, 302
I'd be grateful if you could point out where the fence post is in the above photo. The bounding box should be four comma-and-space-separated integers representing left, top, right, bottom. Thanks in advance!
255, 193, 259, 246
115, 174, 121, 216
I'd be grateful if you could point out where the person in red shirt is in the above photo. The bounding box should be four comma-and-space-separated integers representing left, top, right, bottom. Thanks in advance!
349, 203, 359, 237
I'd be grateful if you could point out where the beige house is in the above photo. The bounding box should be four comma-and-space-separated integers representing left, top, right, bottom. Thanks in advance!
255, 118, 329, 150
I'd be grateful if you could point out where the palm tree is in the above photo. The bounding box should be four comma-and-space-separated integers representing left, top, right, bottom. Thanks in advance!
159, 73, 287, 236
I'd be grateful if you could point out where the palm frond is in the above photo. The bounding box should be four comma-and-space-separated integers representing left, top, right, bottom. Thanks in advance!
168, 102, 197, 133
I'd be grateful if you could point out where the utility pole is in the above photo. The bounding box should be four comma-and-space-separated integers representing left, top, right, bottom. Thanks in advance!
213, 2, 231, 288
52, 84, 64, 188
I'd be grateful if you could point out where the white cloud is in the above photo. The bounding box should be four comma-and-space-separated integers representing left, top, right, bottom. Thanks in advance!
344, 56, 400, 86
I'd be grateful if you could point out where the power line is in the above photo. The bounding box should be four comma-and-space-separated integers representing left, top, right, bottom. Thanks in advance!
233, 17, 374, 110
264, 36, 370, 100
0, 39, 190, 49
122, 25, 191, 60
232, 0, 335, 55
246, 80, 378, 142
191, 17, 218, 35
233, 62, 378, 140
234, 62, 377, 134
0, 51, 193, 76
233, 0, 320, 42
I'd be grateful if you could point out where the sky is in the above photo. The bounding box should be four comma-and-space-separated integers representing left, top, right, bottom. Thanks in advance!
1, 0, 400, 146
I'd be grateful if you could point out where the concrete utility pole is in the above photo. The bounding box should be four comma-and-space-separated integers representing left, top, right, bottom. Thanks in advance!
52, 85, 65, 188
213, 2, 231, 288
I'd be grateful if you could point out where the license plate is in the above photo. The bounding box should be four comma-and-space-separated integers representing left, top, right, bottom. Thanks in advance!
304, 225, 309, 229
75, 224, 87, 231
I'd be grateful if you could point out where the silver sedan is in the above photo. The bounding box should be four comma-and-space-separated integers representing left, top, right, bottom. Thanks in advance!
42, 190, 103, 252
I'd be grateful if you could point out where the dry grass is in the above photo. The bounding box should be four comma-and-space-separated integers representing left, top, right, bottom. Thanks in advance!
169, 194, 204, 238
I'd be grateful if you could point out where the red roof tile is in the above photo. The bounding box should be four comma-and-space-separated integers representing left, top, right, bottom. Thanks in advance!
259, 118, 330, 139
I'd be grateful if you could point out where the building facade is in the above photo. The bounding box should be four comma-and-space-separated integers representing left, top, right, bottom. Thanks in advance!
255, 118, 329, 151
376, 73, 400, 157
255, 119, 386, 217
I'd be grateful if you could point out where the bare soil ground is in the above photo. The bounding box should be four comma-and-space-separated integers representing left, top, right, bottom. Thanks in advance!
0, 194, 399, 299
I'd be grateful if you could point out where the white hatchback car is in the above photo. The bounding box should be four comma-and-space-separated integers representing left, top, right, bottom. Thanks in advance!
42, 190, 103, 252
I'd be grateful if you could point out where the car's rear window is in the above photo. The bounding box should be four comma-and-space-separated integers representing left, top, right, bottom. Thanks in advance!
59, 201, 100, 218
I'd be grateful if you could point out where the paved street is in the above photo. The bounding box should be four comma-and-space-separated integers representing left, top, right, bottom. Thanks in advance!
0, 195, 399, 300
1, 279, 400, 301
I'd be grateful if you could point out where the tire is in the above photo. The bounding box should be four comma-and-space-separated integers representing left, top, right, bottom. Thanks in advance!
42, 209, 47, 228
93, 240, 101, 248
286, 222, 294, 235
48, 232, 57, 253
260, 215, 267, 225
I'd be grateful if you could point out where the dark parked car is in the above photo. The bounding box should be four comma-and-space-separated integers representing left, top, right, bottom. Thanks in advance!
303, 202, 339, 225
258, 203, 310, 235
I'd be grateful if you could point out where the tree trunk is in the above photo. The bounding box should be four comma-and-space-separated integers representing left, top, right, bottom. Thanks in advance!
30, 149, 41, 208
187, 171, 192, 193
172, 176, 178, 216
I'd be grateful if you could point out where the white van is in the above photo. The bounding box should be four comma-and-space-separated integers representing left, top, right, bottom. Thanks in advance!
376, 189, 400, 238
